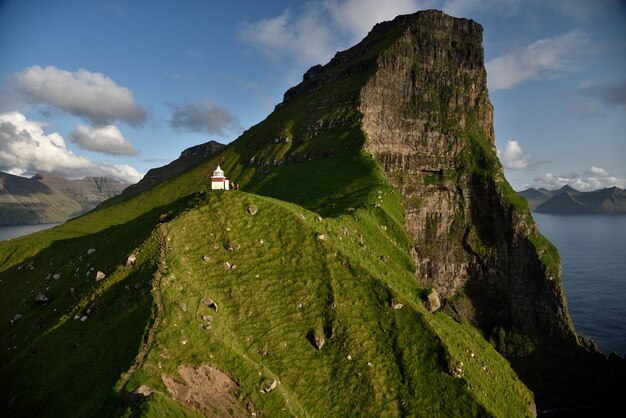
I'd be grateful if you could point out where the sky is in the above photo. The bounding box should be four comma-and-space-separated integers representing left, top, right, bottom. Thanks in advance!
0, 0, 624, 190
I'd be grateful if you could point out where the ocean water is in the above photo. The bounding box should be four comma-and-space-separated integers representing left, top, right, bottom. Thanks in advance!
0, 223, 62, 241
533, 213, 626, 356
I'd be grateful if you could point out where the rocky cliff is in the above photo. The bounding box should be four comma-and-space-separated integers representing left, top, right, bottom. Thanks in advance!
120, 140, 225, 199
278, 10, 575, 350
0, 172, 126, 225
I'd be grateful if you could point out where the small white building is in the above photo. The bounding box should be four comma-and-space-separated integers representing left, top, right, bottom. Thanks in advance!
211, 165, 230, 190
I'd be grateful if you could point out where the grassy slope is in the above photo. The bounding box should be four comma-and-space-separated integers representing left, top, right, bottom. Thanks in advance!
0, 23, 534, 416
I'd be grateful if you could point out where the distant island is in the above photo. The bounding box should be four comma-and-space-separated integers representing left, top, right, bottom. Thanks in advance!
0, 171, 126, 225
519, 185, 626, 214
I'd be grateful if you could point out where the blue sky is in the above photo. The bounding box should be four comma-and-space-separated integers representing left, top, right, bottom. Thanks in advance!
0, 0, 624, 190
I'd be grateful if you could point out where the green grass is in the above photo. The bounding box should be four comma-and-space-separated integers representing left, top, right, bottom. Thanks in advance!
0, 23, 538, 416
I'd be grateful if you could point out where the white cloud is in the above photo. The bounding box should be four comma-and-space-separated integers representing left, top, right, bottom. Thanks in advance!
486, 30, 591, 91
586, 166, 609, 176
497, 140, 532, 170
533, 168, 626, 191
238, 0, 428, 67
13, 66, 146, 126
70, 124, 138, 156
442, 0, 522, 17
0, 112, 142, 184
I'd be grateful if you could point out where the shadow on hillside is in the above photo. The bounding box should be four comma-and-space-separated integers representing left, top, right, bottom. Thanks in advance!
0, 194, 198, 417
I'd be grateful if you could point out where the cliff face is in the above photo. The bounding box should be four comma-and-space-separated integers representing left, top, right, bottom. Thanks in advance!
121, 140, 225, 198
358, 10, 575, 347
0, 172, 125, 225
279, 10, 575, 349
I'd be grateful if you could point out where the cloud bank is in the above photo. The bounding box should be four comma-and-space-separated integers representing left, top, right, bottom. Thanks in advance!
486, 30, 591, 91
13, 66, 146, 126
170, 100, 242, 137
0, 112, 142, 184
238, 0, 427, 66
532, 167, 626, 191
70, 124, 138, 156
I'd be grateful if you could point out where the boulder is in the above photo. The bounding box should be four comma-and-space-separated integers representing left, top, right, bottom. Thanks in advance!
316, 233, 327, 241
87, 248, 96, 255
425, 289, 441, 312
125, 254, 137, 266
261, 379, 277, 393
201, 255, 210, 263
313, 335, 325, 351
220, 261, 231, 270
391, 300, 403, 310
179, 303, 187, 312
52, 273, 61, 280
247, 204, 258, 216
135, 385, 154, 397
95, 271, 106, 281
34, 293, 49, 304
203, 297, 219, 312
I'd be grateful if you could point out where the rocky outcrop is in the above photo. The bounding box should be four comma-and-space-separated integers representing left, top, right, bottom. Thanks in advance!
357, 10, 575, 347
121, 140, 225, 198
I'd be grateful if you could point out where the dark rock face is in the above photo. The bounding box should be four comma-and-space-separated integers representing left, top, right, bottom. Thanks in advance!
121, 140, 225, 198
355, 10, 575, 346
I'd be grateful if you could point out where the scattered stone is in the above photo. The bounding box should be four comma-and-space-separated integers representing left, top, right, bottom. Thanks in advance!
53, 273, 61, 280
181, 339, 188, 345
95, 271, 106, 281
367, 362, 373, 367
87, 248, 96, 255
391, 300, 403, 310
374, 203, 381, 208
247, 204, 258, 216
220, 261, 231, 270
201, 315, 213, 322
70, 287, 75, 294
203, 297, 219, 312
259, 239, 265, 245
315, 216, 322, 222
45, 273, 52, 282
74, 315, 81, 321
425, 289, 441, 312
201, 255, 210, 263
80, 316, 88, 322
231, 264, 238, 270
296, 302, 303, 309
316, 233, 327, 241
379, 255, 388, 262
125, 255, 137, 266
179, 303, 187, 312
346, 354, 352, 361
34, 292, 49, 304
135, 385, 154, 397
313, 335, 325, 351
347, 207, 356, 212
12, 314, 22, 322
256, 347, 268, 356
261, 379, 277, 393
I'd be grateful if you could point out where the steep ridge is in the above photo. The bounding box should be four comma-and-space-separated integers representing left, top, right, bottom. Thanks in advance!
0, 9, 623, 417
118, 140, 225, 200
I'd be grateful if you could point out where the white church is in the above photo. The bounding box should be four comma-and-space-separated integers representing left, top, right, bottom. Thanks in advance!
211, 165, 230, 190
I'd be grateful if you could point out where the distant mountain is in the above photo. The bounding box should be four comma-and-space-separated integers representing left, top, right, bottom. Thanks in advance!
519, 185, 626, 213
119, 140, 225, 199
0, 171, 126, 225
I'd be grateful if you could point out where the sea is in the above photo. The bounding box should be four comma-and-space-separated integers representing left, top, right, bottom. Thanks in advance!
0, 223, 62, 241
533, 213, 626, 356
